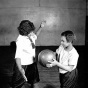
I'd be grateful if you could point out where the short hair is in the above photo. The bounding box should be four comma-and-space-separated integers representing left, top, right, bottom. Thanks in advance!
61, 30, 76, 43
18, 20, 35, 36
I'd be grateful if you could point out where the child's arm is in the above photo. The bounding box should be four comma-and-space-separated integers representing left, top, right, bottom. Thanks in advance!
15, 58, 27, 81
35, 21, 46, 36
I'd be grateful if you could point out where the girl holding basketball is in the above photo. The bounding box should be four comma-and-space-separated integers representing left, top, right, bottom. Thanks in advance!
47, 30, 79, 88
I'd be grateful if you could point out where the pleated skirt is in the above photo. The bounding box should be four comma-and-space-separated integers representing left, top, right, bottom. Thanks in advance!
59, 68, 79, 88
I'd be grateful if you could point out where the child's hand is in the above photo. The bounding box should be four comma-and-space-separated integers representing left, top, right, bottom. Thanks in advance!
46, 64, 52, 68
23, 74, 28, 81
20, 68, 27, 81
48, 59, 58, 67
40, 21, 46, 28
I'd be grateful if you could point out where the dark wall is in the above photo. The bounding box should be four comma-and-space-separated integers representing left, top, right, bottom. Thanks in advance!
0, 0, 86, 46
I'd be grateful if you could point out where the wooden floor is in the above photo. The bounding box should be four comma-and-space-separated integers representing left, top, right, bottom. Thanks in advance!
37, 62, 60, 88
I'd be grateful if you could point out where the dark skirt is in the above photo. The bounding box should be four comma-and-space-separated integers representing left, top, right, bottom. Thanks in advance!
59, 68, 78, 88
22, 62, 40, 84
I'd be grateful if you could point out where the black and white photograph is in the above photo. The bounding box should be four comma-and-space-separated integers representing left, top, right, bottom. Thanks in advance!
0, 0, 87, 88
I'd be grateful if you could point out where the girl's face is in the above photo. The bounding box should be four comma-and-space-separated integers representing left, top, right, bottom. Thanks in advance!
61, 36, 70, 48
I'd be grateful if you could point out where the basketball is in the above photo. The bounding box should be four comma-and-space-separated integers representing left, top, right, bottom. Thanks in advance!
38, 49, 56, 67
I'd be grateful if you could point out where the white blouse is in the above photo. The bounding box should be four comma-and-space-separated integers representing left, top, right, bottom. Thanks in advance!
15, 33, 37, 65
56, 45, 79, 74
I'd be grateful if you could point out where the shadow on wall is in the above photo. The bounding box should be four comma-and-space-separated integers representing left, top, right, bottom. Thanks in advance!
43, 84, 56, 88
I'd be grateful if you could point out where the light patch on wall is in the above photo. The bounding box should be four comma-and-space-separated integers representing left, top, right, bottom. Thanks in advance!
42, 10, 61, 31
45, 14, 56, 27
